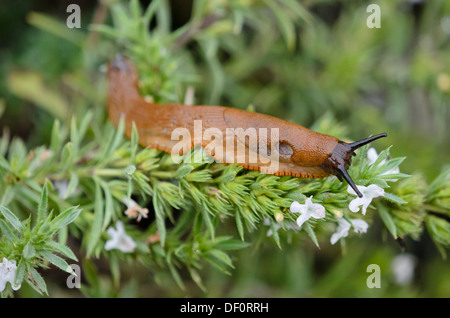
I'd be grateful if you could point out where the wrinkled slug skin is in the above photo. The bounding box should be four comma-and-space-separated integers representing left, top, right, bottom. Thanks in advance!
107, 57, 341, 178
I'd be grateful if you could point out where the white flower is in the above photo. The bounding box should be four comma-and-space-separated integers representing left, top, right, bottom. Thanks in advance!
122, 197, 149, 222
54, 180, 69, 199
263, 218, 299, 237
263, 218, 281, 237
391, 254, 417, 285
54, 179, 80, 199
105, 221, 136, 253
367, 147, 400, 181
351, 219, 369, 233
330, 218, 369, 245
0, 258, 21, 292
290, 196, 326, 229
347, 184, 385, 215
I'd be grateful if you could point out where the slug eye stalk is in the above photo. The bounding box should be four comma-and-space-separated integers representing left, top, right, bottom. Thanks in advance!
337, 164, 363, 197
327, 133, 388, 198
348, 133, 388, 151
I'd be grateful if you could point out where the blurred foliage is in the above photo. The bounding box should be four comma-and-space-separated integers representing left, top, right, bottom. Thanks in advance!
0, 0, 449, 298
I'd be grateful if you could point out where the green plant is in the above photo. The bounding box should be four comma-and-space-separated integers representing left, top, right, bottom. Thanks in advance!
1, 0, 449, 297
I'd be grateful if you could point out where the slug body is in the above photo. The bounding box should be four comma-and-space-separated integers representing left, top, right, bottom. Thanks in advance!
107, 55, 387, 197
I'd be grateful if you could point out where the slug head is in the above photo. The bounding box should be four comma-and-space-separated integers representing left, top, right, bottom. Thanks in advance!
322, 133, 387, 198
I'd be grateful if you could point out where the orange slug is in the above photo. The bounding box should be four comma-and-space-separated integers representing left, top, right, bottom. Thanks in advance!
107, 55, 387, 198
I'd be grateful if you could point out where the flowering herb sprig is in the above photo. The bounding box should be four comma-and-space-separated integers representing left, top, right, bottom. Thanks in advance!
0, 0, 448, 297
0, 185, 80, 296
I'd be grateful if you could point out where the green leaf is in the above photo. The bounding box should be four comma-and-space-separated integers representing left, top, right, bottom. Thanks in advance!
23, 240, 36, 259
235, 209, 245, 241
153, 185, 167, 247
0, 218, 18, 241
378, 173, 410, 180
143, 0, 163, 25
130, 0, 142, 20
7, 68, 70, 119
106, 115, 125, 158
175, 164, 194, 179
101, 181, 114, 231
61, 142, 73, 170
0, 127, 9, 158
204, 253, 231, 275
167, 252, 185, 290
130, 122, 139, 163
27, 265, 48, 295
384, 192, 407, 205
427, 168, 450, 196
64, 171, 79, 199
186, 170, 212, 182
78, 110, 93, 143
14, 259, 26, 286
36, 184, 48, 227
377, 203, 398, 239
87, 181, 104, 257
265, 0, 296, 50
268, 220, 281, 249
49, 206, 81, 231
0, 205, 23, 232
0, 155, 11, 172
109, 252, 121, 287
50, 119, 63, 154
44, 240, 78, 261
187, 265, 206, 292
426, 215, 450, 259
41, 251, 74, 274
70, 116, 79, 151
371, 178, 389, 188
304, 222, 320, 249
216, 237, 249, 251
124, 165, 136, 179
201, 206, 215, 240
379, 157, 406, 175
27, 12, 85, 46
369, 146, 391, 169
208, 249, 234, 269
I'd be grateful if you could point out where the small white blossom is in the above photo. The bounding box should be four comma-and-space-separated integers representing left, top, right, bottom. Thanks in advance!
347, 184, 385, 215
367, 147, 400, 181
263, 218, 299, 237
391, 254, 417, 285
263, 218, 281, 237
122, 197, 149, 222
105, 221, 136, 253
0, 258, 21, 292
290, 196, 326, 229
330, 218, 369, 245
54, 180, 69, 199
351, 219, 369, 233
54, 179, 80, 199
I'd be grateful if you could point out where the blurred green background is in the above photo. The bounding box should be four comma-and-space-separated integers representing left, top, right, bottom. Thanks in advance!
0, 0, 449, 297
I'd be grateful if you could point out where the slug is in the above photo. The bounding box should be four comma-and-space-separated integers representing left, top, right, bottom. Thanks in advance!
107, 55, 387, 198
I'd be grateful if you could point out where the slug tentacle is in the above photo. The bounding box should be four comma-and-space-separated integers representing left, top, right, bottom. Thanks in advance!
348, 133, 388, 151
323, 134, 388, 198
